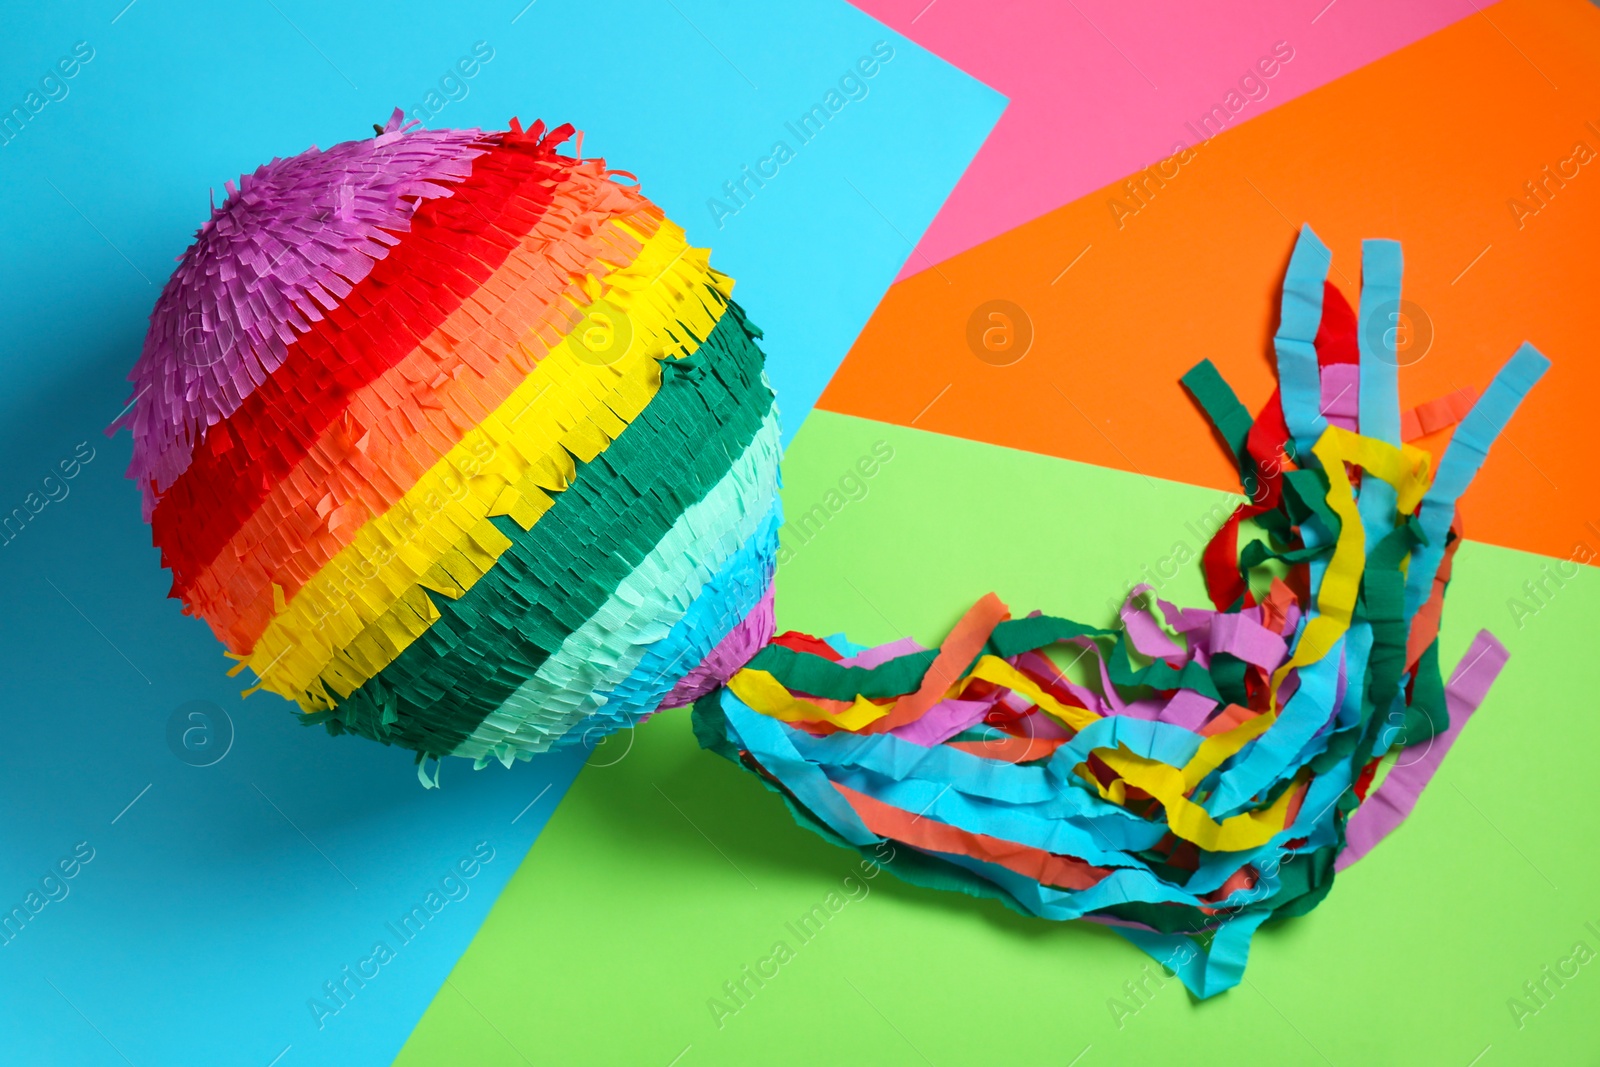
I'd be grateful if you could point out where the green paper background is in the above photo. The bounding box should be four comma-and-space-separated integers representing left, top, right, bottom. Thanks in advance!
395, 411, 1600, 1065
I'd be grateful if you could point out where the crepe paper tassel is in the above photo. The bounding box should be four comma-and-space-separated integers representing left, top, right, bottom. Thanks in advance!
693, 228, 1545, 999
119, 116, 1546, 1001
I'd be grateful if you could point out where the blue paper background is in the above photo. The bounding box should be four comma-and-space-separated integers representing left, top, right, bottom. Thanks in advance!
0, 0, 1002, 1063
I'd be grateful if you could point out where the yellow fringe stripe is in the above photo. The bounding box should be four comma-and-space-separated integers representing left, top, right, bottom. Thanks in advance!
240, 221, 732, 709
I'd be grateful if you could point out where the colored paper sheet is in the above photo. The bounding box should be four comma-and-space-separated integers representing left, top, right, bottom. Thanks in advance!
854, 0, 1478, 272
397, 412, 1600, 1064
0, 4, 1002, 1065
818, 0, 1600, 564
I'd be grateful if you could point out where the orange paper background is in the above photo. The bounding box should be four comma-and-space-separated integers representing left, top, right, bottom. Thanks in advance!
819, 0, 1600, 564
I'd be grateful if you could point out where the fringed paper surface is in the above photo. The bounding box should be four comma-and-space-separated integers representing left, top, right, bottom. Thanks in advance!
118, 112, 783, 779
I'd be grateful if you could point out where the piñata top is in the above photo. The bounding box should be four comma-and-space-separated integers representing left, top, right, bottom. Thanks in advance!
113, 112, 489, 512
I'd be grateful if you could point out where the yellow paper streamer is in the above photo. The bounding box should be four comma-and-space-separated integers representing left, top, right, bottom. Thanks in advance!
1094, 746, 1305, 852
1272, 426, 1432, 699
727, 669, 890, 732
966, 655, 1101, 732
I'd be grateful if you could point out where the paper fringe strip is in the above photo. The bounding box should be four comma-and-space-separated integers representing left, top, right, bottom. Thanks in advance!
120, 115, 1545, 999
693, 226, 1546, 998
115, 112, 491, 511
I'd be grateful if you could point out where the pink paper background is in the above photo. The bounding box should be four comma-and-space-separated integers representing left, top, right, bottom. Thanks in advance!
854, 0, 1479, 274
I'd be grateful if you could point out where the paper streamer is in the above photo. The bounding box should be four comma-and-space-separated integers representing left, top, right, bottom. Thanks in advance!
695, 226, 1544, 998
1335, 630, 1508, 870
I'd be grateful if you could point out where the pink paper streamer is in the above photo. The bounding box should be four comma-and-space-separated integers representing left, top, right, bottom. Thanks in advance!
1121, 585, 1185, 660
662, 583, 776, 708
1159, 688, 1220, 731
836, 636, 926, 670
1321, 363, 1361, 431
1209, 613, 1288, 670
890, 695, 997, 747
1335, 630, 1508, 871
